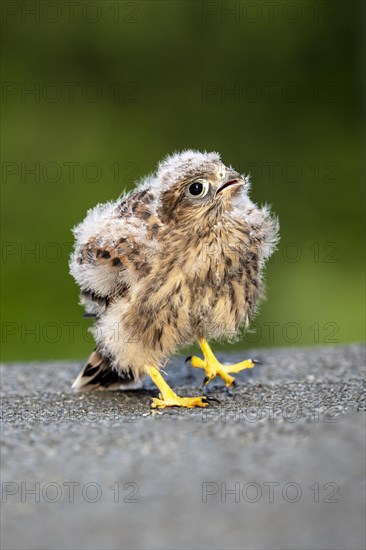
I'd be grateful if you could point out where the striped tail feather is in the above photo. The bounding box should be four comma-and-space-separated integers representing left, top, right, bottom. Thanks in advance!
72, 349, 142, 392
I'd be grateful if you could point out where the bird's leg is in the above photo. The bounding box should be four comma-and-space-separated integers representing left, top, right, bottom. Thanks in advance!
189, 338, 254, 387
148, 366, 209, 409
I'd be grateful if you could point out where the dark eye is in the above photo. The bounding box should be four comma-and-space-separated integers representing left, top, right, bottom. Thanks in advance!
188, 180, 209, 198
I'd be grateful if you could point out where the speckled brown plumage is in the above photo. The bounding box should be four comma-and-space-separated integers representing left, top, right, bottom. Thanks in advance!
70, 150, 278, 400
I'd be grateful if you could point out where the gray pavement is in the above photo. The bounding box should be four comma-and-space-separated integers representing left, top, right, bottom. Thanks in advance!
1, 344, 365, 550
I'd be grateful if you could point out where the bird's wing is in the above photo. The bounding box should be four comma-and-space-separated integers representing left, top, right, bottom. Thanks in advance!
69, 189, 160, 302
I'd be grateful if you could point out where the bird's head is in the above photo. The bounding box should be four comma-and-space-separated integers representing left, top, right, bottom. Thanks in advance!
155, 150, 248, 227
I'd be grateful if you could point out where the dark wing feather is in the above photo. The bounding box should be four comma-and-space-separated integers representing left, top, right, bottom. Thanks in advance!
70, 192, 159, 305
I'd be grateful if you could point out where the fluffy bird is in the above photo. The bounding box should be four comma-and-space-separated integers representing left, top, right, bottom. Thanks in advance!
70, 150, 278, 408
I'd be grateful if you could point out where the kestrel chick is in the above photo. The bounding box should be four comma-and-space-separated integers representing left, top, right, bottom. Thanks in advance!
70, 150, 278, 408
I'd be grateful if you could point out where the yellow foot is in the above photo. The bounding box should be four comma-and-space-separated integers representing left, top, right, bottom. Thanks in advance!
151, 395, 208, 409
188, 338, 255, 387
147, 365, 209, 409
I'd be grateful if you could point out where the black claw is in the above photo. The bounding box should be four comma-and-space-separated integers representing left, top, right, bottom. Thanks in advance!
185, 356, 193, 364
204, 396, 221, 404
252, 359, 262, 365
202, 376, 210, 387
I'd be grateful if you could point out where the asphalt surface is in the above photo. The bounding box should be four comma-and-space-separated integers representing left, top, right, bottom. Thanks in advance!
1, 344, 365, 550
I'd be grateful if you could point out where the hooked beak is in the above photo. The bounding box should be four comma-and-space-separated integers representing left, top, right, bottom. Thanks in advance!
216, 174, 244, 196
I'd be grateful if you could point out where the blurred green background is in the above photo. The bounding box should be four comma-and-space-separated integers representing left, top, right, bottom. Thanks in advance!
1, 0, 364, 361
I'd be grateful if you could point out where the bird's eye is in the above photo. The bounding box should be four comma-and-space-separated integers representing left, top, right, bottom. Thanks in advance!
188, 180, 209, 198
